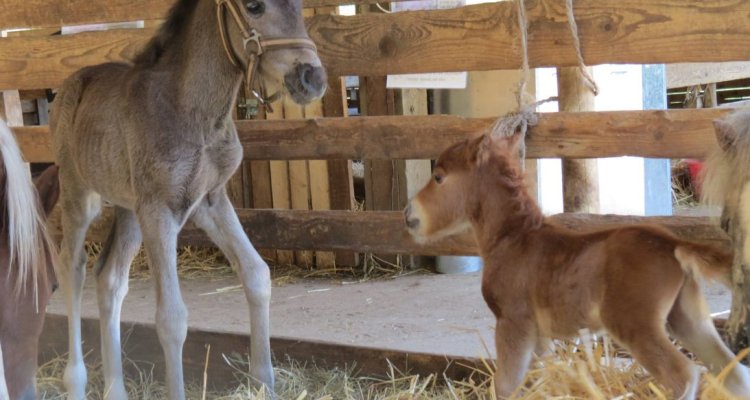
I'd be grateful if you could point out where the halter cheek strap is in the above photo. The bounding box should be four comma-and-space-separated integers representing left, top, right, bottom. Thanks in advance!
215, 0, 318, 113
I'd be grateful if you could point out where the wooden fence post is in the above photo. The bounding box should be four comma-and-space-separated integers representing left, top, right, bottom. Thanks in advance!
321, 76, 358, 267
558, 67, 599, 213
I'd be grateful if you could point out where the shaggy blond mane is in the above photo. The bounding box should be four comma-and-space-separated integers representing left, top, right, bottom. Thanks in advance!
701, 107, 750, 208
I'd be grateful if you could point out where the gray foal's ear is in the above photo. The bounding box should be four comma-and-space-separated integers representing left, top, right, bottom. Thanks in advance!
714, 119, 737, 152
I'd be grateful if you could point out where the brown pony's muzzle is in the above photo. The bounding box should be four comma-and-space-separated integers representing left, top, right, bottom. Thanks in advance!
284, 62, 327, 104
404, 203, 420, 230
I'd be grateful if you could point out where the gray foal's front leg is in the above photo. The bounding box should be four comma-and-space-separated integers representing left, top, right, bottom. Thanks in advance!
96, 207, 142, 400
137, 205, 187, 400
191, 190, 274, 392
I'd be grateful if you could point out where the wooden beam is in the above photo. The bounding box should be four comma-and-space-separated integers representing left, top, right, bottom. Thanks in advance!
39, 314, 481, 391
0, 0, 419, 29
0, 90, 24, 126
667, 62, 750, 89
239, 108, 727, 160
48, 207, 730, 256
558, 67, 599, 214
3, 1, 750, 89
320, 75, 358, 267
285, 100, 314, 267
267, 101, 295, 265
16, 108, 731, 163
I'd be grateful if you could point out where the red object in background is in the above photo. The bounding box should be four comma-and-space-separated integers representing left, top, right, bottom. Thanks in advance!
684, 159, 703, 195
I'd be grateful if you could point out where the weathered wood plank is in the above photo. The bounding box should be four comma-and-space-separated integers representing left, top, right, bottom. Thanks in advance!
558, 67, 599, 213
15, 108, 730, 163
0, 0, 417, 29
241, 108, 727, 160
40, 314, 481, 390
305, 0, 750, 76
0, 1, 167, 30
47, 207, 729, 256
667, 62, 750, 89
2, 1, 750, 89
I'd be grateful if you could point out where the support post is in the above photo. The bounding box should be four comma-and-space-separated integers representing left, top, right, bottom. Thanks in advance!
557, 67, 599, 213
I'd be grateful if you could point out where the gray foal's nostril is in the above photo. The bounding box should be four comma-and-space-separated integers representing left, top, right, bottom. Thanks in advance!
298, 63, 326, 92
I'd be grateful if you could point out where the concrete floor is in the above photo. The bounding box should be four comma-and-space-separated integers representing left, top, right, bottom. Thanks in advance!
45, 271, 732, 360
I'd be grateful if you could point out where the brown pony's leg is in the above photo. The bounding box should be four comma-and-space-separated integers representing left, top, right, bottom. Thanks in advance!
668, 278, 750, 397
0, 342, 8, 400
604, 308, 699, 400
1, 334, 39, 400
494, 319, 536, 399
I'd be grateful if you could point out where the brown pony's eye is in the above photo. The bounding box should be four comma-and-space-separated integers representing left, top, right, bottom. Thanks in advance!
434, 174, 444, 184
246, 0, 265, 15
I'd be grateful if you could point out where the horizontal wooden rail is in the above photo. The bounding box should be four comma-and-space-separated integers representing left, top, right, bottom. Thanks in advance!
2, 1, 750, 90
48, 208, 728, 256
40, 315, 481, 390
16, 108, 728, 163
0, 0, 418, 30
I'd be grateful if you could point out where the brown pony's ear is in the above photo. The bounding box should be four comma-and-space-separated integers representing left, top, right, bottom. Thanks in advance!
467, 134, 491, 163
714, 119, 736, 151
34, 165, 60, 216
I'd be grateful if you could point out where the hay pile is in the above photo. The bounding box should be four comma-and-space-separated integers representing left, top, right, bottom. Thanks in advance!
37, 335, 743, 399
84, 244, 414, 286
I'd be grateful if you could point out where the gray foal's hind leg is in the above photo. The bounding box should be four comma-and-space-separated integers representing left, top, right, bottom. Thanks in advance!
190, 190, 274, 392
96, 207, 142, 400
137, 204, 187, 400
58, 186, 101, 400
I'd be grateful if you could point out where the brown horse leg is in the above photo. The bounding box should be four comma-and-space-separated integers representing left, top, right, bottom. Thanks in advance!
607, 319, 699, 399
1, 335, 39, 400
0, 342, 8, 400
494, 318, 536, 399
668, 278, 750, 397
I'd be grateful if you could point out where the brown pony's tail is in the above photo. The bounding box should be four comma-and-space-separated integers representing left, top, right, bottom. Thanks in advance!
674, 242, 733, 288
0, 119, 47, 301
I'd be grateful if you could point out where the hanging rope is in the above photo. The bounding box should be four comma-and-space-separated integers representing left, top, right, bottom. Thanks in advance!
490, 0, 598, 167
491, 0, 555, 166
565, 0, 599, 95
514, 0, 533, 109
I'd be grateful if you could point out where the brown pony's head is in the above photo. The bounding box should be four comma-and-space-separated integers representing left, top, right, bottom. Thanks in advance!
404, 133, 525, 242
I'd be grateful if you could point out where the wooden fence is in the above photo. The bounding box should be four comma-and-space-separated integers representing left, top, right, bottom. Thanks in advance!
4, 0, 748, 261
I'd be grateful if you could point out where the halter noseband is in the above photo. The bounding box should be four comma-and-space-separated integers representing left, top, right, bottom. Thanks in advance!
216, 0, 318, 112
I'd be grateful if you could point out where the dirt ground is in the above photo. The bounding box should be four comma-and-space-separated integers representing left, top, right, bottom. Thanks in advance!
45, 271, 731, 360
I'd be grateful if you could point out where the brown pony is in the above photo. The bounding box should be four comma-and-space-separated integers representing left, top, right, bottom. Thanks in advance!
405, 133, 750, 399
0, 119, 59, 400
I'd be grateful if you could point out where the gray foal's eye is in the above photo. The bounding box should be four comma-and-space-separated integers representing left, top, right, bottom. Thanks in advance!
246, 0, 265, 15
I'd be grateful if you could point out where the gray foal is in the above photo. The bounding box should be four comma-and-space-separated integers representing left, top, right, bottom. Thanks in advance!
50, 0, 326, 398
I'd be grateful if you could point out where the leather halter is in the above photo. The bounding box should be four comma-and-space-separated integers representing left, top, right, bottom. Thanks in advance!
216, 0, 318, 112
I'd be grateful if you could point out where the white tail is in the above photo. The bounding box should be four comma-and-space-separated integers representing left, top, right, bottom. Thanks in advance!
0, 119, 47, 301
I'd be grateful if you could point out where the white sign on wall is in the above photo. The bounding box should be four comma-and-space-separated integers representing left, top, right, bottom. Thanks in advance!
61, 21, 144, 35
386, 72, 468, 89
386, 0, 467, 90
